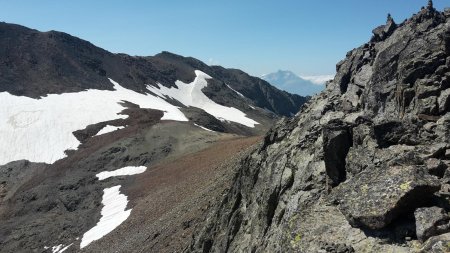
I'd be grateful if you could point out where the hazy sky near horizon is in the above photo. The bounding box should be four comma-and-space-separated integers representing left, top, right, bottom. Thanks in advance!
0, 0, 448, 77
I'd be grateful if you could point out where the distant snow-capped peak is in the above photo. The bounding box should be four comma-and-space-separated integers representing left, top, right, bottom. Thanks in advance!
261, 70, 333, 96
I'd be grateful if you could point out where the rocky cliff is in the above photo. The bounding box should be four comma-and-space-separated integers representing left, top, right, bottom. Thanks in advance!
188, 4, 450, 253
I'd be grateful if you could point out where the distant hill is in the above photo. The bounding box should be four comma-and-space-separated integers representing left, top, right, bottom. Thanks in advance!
262, 70, 332, 96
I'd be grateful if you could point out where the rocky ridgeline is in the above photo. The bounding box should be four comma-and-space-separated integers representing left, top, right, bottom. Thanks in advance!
188, 3, 450, 253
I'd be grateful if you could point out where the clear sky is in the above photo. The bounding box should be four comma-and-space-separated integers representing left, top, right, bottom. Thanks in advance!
0, 0, 448, 77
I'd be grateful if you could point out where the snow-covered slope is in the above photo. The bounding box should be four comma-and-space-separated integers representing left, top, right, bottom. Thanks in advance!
96, 166, 147, 181
0, 70, 262, 165
0, 80, 188, 165
95, 125, 125, 136
148, 70, 259, 128
80, 185, 131, 248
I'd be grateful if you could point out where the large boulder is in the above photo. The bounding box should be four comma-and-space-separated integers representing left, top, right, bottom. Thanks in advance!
335, 165, 440, 229
419, 232, 450, 252
415, 206, 450, 242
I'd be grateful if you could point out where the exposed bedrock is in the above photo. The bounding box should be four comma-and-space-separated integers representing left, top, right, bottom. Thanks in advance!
188, 4, 450, 253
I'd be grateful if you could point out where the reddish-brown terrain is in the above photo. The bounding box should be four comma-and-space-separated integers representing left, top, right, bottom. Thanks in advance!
82, 135, 261, 253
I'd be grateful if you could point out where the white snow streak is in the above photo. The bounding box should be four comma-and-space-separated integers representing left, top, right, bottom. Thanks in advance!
51, 243, 73, 253
148, 70, 258, 128
80, 186, 131, 249
194, 123, 215, 132
96, 166, 147, 181
226, 84, 245, 98
300, 74, 335, 85
0, 81, 187, 165
95, 125, 125, 136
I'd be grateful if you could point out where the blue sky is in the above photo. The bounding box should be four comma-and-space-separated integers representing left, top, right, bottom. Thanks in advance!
0, 0, 447, 77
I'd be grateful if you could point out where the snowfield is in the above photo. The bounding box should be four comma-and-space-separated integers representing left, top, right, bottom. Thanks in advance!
194, 123, 215, 132
226, 84, 245, 98
96, 166, 147, 181
95, 125, 125, 136
0, 70, 257, 165
0, 80, 187, 165
148, 70, 258, 128
80, 185, 131, 249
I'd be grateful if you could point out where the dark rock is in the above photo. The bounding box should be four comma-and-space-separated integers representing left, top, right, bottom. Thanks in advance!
371, 14, 398, 42
426, 158, 448, 177
319, 241, 355, 253
415, 206, 450, 242
373, 121, 405, 147
439, 89, 450, 114
322, 120, 353, 186
335, 166, 440, 229
188, 4, 450, 253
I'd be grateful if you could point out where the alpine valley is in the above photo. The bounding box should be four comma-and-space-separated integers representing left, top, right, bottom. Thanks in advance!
1, 2, 450, 253
0, 21, 307, 253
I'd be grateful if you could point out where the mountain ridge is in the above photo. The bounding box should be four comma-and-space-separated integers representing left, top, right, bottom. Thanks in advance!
188, 3, 450, 252
0, 22, 306, 117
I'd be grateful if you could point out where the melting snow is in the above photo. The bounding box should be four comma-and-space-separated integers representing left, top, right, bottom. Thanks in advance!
95, 125, 125, 136
148, 70, 258, 128
226, 84, 245, 98
80, 185, 131, 248
96, 166, 147, 181
51, 243, 73, 253
194, 123, 215, 132
0, 70, 259, 165
0, 80, 187, 165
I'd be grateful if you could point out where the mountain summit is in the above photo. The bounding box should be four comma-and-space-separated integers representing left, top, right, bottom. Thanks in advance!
261, 70, 328, 96
189, 3, 450, 253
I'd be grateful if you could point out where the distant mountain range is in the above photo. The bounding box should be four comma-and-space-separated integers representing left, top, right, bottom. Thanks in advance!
261, 70, 333, 96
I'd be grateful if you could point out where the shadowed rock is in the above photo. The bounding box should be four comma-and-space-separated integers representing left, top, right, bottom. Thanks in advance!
415, 206, 450, 242
335, 166, 440, 229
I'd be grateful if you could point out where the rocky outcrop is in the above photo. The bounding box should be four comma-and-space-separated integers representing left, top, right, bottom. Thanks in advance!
334, 165, 440, 229
188, 3, 450, 253
415, 206, 450, 242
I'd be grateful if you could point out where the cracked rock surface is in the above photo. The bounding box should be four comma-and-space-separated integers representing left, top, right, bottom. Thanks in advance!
188, 5, 450, 253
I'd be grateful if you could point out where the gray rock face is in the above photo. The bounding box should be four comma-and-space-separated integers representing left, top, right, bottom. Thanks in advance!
188, 5, 450, 253
334, 165, 440, 229
415, 206, 450, 242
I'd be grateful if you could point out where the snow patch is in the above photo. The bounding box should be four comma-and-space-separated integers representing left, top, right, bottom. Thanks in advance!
226, 84, 245, 98
0, 81, 188, 165
95, 125, 125, 136
300, 74, 335, 85
148, 70, 258, 128
80, 185, 131, 248
194, 123, 215, 132
96, 166, 147, 181
51, 243, 73, 253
